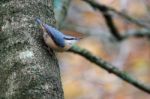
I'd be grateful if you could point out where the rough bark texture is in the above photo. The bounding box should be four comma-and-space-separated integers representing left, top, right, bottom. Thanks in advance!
0, 0, 64, 99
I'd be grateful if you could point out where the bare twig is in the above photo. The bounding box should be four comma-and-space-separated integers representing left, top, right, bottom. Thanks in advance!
83, 0, 122, 41
69, 45, 150, 94
123, 29, 150, 39
108, 6, 149, 28
83, 0, 149, 28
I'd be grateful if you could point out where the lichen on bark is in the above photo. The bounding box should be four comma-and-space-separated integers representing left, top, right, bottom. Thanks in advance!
0, 0, 64, 99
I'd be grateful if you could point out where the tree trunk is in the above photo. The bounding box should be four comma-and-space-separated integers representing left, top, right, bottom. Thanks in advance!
0, 0, 64, 99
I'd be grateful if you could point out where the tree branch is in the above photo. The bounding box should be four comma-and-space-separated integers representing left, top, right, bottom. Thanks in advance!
83, 0, 122, 41
123, 29, 150, 39
68, 45, 150, 94
83, 0, 149, 28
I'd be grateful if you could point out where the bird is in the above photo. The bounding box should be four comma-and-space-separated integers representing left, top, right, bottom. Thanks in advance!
36, 18, 81, 51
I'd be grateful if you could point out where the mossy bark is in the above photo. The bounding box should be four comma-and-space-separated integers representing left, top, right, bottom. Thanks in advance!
0, 0, 64, 99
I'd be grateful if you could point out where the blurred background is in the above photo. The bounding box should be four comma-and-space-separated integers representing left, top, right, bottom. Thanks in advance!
55, 0, 150, 99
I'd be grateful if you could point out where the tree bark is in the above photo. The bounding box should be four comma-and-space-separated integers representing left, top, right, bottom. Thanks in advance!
0, 0, 64, 99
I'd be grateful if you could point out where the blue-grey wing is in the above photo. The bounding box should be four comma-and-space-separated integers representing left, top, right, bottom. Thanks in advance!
63, 35, 79, 46
43, 24, 65, 47
63, 35, 79, 40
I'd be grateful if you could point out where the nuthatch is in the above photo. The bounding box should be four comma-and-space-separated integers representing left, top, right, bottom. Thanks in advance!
36, 18, 80, 51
